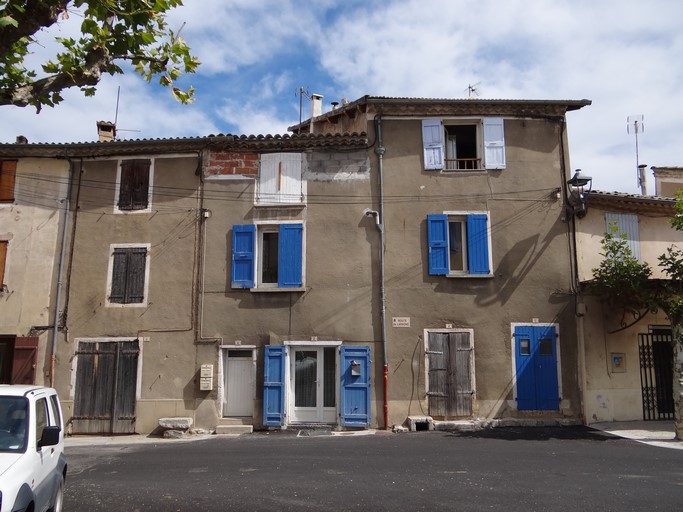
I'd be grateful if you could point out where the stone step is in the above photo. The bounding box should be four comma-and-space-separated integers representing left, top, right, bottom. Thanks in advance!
215, 424, 253, 435
219, 417, 253, 426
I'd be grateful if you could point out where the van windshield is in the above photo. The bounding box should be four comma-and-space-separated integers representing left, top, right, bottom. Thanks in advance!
0, 396, 28, 452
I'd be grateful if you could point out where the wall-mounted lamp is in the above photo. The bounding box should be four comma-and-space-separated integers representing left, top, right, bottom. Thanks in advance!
566, 169, 593, 218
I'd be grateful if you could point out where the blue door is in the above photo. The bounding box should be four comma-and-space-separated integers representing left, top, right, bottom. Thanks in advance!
340, 346, 371, 427
514, 326, 559, 411
263, 346, 286, 426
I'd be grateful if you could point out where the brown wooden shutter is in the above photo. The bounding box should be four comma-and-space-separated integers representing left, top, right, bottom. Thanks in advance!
0, 160, 17, 203
110, 247, 147, 303
12, 336, 38, 385
118, 159, 150, 211
109, 249, 128, 303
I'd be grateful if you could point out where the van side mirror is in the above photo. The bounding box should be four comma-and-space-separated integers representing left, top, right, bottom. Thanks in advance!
38, 426, 61, 448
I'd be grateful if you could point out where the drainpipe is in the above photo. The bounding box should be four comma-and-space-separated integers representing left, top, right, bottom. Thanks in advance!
50, 155, 74, 387
373, 113, 389, 430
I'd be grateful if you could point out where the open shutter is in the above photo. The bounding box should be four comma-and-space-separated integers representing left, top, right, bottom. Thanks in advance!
467, 214, 490, 275
483, 118, 506, 170
263, 345, 286, 426
427, 214, 448, 275
605, 213, 640, 261
0, 160, 17, 202
278, 223, 303, 288
340, 346, 371, 427
0, 240, 7, 286
231, 224, 255, 288
422, 119, 444, 170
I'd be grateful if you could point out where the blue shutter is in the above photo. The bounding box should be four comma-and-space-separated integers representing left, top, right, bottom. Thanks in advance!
263, 345, 286, 426
427, 214, 448, 275
340, 346, 371, 427
278, 223, 303, 288
467, 214, 490, 275
231, 224, 255, 288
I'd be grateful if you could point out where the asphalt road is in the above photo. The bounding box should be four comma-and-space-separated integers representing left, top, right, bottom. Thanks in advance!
64, 427, 683, 512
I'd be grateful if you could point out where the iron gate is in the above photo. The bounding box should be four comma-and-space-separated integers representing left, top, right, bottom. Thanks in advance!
638, 332, 674, 420
72, 340, 140, 434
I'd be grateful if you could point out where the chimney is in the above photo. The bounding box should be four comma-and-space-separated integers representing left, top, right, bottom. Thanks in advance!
15, 135, 28, 144
311, 94, 323, 118
96, 121, 116, 142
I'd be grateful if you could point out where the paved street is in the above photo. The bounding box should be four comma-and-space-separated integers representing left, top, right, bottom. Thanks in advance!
64, 427, 682, 512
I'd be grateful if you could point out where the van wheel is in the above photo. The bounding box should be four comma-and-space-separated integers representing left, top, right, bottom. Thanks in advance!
49, 477, 64, 512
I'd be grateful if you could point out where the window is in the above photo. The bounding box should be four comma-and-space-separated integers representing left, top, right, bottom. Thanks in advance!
107, 245, 150, 305
427, 213, 491, 276
231, 223, 304, 289
256, 153, 304, 205
605, 212, 640, 261
0, 160, 17, 203
0, 240, 7, 288
35, 397, 48, 444
422, 118, 505, 171
116, 159, 152, 211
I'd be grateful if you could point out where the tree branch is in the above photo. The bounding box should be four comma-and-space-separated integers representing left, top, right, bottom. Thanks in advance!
0, 1, 69, 56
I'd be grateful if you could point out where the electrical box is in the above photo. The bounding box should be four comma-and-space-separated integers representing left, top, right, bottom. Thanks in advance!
200, 364, 213, 391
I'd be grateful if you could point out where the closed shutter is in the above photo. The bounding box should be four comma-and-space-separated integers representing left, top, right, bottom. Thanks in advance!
119, 160, 150, 210
422, 120, 444, 170
340, 346, 371, 427
0, 160, 17, 202
483, 118, 506, 170
110, 247, 147, 303
278, 223, 303, 288
258, 153, 303, 204
427, 214, 449, 275
231, 224, 256, 288
263, 345, 286, 426
467, 214, 490, 274
605, 212, 640, 261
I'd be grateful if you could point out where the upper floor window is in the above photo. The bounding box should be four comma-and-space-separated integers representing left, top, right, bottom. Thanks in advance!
116, 159, 152, 212
0, 160, 17, 203
231, 223, 304, 290
107, 244, 150, 306
256, 153, 305, 205
422, 118, 505, 171
605, 212, 640, 261
427, 212, 492, 276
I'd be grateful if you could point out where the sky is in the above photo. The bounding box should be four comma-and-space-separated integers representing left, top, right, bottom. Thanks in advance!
1, 0, 681, 195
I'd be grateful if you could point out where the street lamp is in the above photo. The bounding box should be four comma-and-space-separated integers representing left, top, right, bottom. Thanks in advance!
566, 169, 593, 219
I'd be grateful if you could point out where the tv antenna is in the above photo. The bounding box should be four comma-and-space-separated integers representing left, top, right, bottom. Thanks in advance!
296, 86, 311, 126
111, 86, 141, 140
627, 114, 645, 194
465, 82, 481, 98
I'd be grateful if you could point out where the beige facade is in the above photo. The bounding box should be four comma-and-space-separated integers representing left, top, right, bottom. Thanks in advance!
576, 191, 681, 423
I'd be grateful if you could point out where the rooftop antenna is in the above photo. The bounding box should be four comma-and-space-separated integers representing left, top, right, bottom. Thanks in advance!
465, 82, 480, 98
297, 86, 311, 126
110, 86, 140, 140
627, 114, 646, 195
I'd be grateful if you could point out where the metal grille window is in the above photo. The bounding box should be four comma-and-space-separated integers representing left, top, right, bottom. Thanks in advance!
109, 247, 148, 304
118, 159, 151, 211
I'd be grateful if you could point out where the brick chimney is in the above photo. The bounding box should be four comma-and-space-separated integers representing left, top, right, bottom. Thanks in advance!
96, 121, 116, 142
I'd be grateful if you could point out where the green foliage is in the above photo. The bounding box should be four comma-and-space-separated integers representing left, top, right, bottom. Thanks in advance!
0, 0, 200, 109
589, 224, 654, 312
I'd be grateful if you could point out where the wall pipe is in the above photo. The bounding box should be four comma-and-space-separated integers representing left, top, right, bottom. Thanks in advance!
373, 113, 389, 430
50, 155, 74, 386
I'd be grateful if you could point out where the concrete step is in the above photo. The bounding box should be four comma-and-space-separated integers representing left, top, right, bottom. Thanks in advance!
215, 424, 253, 435
219, 417, 252, 426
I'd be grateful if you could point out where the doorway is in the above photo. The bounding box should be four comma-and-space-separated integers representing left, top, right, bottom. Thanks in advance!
638, 330, 674, 420
513, 325, 560, 411
222, 348, 255, 417
289, 347, 336, 423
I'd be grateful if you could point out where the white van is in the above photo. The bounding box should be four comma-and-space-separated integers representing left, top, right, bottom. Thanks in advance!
0, 386, 67, 512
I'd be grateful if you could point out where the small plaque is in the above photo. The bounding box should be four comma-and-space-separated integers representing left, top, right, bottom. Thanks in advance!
392, 317, 411, 328
611, 353, 626, 373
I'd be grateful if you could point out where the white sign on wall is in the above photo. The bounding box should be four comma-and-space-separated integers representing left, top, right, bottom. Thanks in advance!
392, 317, 411, 328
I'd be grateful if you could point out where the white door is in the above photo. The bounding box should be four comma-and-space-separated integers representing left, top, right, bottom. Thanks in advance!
290, 347, 337, 423
223, 349, 255, 417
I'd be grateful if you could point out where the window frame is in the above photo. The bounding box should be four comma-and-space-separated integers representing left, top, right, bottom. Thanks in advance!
421, 118, 506, 172
114, 158, 154, 213
427, 211, 492, 277
231, 221, 305, 291
0, 160, 17, 204
105, 243, 151, 307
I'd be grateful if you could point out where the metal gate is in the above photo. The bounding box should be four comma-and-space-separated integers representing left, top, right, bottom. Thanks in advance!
426, 332, 473, 418
638, 332, 674, 420
73, 340, 140, 434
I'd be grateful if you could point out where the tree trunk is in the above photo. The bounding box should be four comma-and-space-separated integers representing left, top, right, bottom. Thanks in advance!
672, 323, 683, 440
